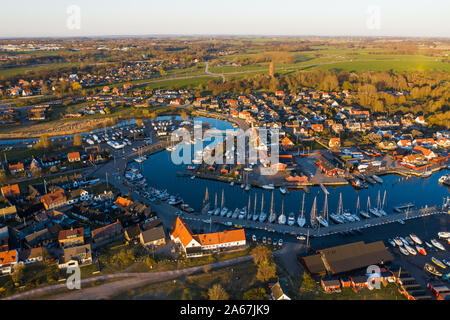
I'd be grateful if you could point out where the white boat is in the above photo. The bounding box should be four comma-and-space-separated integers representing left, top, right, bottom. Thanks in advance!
259, 211, 267, 223
226, 209, 233, 218
404, 244, 417, 255
134, 156, 147, 163
238, 208, 246, 220
369, 207, 382, 217
330, 213, 345, 224
245, 184, 251, 191
425, 241, 434, 249
230, 181, 235, 186
400, 237, 409, 246
232, 208, 239, 219
334, 193, 348, 223
399, 246, 410, 256
394, 237, 403, 246
277, 200, 286, 225
252, 194, 259, 221
438, 232, 450, 239
213, 208, 220, 216
279, 187, 287, 195
316, 216, 329, 228
372, 175, 383, 184
438, 175, 450, 184
246, 196, 253, 220
410, 234, 423, 245
297, 193, 306, 227
262, 184, 275, 190
287, 212, 295, 226
220, 207, 228, 217
431, 239, 446, 251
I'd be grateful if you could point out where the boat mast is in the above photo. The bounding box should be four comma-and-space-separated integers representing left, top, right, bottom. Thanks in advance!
338, 193, 343, 216
377, 190, 381, 209
323, 193, 328, 221
254, 193, 257, 215
247, 195, 251, 213
382, 190, 386, 208
310, 196, 317, 226
221, 189, 225, 208
367, 196, 371, 210
214, 192, 217, 209
300, 193, 305, 218
356, 196, 360, 214
270, 191, 274, 216
261, 193, 264, 212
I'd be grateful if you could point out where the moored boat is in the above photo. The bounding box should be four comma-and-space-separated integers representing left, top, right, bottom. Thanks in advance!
431, 239, 446, 251
404, 244, 417, 255
262, 184, 275, 190
438, 232, 450, 239
287, 212, 295, 226
424, 263, 442, 277
297, 193, 306, 227
416, 245, 427, 255
399, 246, 409, 256
432, 257, 447, 269
410, 234, 423, 245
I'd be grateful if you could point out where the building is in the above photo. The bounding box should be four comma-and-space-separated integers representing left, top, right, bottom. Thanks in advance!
1, 184, 20, 198
170, 217, 246, 258
67, 152, 81, 162
328, 138, 341, 149
139, 226, 166, 247
115, 196, 132, 210
58, 227, 84, 248
41, 188, 67, 210
0, 249, 18, 274
8, 162, 24, 174
301, 241, 393, 276
270, 281, 290, 300
91, 220, 123, 244
58, 244, 92, 269
321, 278, 342, 293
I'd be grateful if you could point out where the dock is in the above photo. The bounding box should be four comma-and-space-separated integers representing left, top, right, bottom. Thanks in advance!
180, 206, 442, 238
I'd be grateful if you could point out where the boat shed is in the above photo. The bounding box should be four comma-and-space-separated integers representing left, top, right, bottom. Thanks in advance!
301, 241, 393, 276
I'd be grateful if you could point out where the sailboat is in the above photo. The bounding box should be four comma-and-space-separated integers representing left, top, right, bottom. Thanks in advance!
316, 193, 329, 227
359, 196, 371, 219
220, 189, 228, 217
330, 193, 346, 224
252, 193, 259, 221
259, 193, 267, 222
369, 191, 382, 217
268, 191, 277, 223
278, 200, 286, 225
208, 191, 217, 215
309, 196, 317, 227
297, 193, 306, 227
247, 195, 253, 220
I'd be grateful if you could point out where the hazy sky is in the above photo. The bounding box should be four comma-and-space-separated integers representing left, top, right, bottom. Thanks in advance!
1, 0, 449, 38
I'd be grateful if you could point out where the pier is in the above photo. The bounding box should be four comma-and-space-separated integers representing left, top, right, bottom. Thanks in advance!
180, 206, 442, 238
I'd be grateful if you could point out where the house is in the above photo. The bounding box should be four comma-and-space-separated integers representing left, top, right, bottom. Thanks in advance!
270, 281, 290, 300
91, 220, 123, 244
0, 249, 18, 274
139, 226, 166, 247
311, 124, 323, 133
321, 278, 342, 293
281, 137, 295, 150
170, 217, 246, 258
58, 227, 84, 248
124, 224, 141, 241
68, 188, 91, 204
350, 275, 369, 291
413, 146, 437, 160
340, 277, 352, 288
0, 204, 16, 220
115, 196, 132, 210
397, 140, 412, 148
415, 116, 426, 125
67, 152, 81, 162
0, 226, 8, 252
41, 188, 67, 210
19, 247, 48, 264
315, 157, 344, 177
9, 162, 24, 174
328, 138, 341, 149
1, 184, 20, 198
58, 244, 92, 269
436, 137, 450, 148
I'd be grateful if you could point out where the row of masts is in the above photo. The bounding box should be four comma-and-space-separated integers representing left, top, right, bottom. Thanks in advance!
204, 187, 387, 228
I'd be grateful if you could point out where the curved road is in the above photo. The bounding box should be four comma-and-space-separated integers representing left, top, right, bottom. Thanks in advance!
3, 255, 252, 300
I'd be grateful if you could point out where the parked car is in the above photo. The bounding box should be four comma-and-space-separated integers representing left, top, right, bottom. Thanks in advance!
262, 236, 267, 244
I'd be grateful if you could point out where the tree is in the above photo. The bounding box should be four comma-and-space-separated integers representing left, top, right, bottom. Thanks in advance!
243, 287, 267, 300
73, 134, 82, 147
35, 134, 53, 149
208, 284, 229, 300
250, 246, 273, 265
11, 264, 25, 285
180, 110, 188, 120
256, 261, 277, 282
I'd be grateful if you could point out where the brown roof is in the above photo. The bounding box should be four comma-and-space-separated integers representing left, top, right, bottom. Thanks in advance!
303, 241, 393, 275
58, 227, 84, 241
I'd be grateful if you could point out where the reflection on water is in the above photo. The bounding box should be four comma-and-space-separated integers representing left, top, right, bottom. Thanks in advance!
142, 117, 449, 222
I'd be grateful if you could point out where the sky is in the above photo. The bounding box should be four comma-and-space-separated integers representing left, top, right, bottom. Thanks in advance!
0, 0, 449, 38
